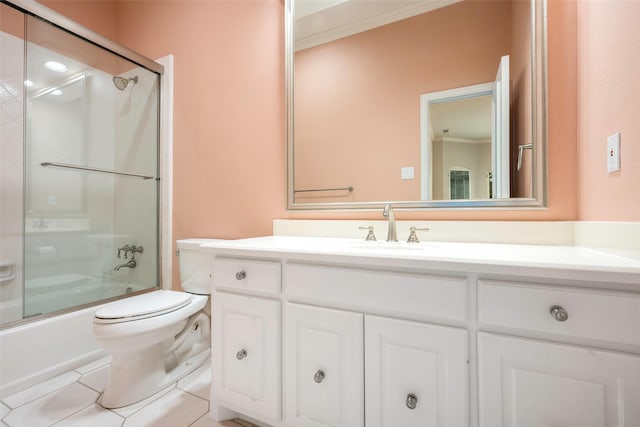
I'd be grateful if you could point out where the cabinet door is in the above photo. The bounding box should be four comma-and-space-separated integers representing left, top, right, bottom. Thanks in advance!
479, 332, 640, 427
213, 292, 280, 421
365, 315, 468, 427
285, 303, 364, 427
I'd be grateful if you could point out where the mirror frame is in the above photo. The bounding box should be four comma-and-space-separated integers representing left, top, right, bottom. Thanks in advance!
286, 0, 548, 211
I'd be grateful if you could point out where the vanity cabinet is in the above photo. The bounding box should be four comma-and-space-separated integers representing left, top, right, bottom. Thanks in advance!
205, 237, 640, 427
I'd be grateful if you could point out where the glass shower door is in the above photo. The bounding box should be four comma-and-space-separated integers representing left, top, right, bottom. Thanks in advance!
21, 14, 160, 318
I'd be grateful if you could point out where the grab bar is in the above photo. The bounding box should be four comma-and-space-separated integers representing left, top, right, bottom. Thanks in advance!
41, 162, 156, 180
294, 186, 354, 193
517, 144, 533, 171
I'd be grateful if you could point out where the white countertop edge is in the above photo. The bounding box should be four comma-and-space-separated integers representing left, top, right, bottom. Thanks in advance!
199, 236, 640, 287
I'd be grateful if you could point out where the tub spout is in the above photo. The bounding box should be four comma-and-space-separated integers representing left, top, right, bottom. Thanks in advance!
114, 259, 136, 271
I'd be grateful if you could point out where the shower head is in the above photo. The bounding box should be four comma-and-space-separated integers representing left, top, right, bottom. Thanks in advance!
113, 75, 138, 91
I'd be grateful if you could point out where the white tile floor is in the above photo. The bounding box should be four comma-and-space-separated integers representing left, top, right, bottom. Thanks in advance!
0, 357, 255, 427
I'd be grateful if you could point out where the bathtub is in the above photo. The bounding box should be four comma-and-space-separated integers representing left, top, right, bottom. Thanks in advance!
0, 277, 150, 398
24, 274, 143, 317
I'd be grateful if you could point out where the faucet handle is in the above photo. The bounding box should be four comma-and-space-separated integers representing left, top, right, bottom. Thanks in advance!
117, 245, 129, 258
407, 226, 430, 243
358, 226, 377, 241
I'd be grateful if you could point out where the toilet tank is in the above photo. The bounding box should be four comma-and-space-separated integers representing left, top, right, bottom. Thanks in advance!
176, 239, 222, 295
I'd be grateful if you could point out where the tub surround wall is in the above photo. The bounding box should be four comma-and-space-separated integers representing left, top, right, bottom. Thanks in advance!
0, 19, 24, 324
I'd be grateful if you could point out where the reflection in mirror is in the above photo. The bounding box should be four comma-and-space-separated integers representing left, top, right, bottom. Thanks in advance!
287, 0, 547, 210
421, 79, 501, 201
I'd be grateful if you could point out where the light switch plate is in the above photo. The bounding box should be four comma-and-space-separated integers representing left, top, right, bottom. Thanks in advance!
401, 167, 414, 180
607, 132, 621, 173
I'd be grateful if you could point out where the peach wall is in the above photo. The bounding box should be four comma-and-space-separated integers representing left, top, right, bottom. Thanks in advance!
113, 0, 285, 287
1, 2, 24, 37
576, 0, 640, 221
38, 0, 118, 41
294, 0, 512, 203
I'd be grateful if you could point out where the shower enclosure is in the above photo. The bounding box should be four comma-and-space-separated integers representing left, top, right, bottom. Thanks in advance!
0, 1, 163, 328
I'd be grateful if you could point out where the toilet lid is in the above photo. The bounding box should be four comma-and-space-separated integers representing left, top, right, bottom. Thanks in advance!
94, 290, 193, 323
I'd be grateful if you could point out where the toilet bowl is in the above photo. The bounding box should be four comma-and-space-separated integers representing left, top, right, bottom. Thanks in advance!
93, 239, 217, 409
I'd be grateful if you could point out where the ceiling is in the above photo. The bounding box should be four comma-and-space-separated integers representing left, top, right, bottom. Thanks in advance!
294, 0, 462, 50
430, 95, 493, 142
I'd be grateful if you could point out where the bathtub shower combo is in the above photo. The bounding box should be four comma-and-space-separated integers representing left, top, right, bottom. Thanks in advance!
0, 1, 167, 396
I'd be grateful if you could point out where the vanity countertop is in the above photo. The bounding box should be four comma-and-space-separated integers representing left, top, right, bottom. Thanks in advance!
200, 236, 640, 286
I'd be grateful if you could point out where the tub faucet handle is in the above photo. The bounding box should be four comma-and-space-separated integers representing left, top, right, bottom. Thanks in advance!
117, 245, 130, 258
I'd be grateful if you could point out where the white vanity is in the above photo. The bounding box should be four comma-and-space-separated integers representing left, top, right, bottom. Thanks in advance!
202, 236, 640, 427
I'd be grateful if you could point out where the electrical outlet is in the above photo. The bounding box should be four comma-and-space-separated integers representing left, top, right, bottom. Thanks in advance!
401, 167, 414, 180
607, 132, 621, 173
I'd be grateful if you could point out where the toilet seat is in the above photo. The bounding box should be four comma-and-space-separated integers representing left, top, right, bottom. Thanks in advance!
95, 290, 193, 324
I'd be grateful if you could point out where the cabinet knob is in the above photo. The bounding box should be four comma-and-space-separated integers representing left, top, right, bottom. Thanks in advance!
406, 393, 418, 410
314, 370, 325, 383
549, 305, 569, 322
236, 349, 247, 360
235, 271, 246, 280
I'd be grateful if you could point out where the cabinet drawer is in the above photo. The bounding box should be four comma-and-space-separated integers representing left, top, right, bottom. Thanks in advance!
478, 280, 640, 346
286, 263, 467, 322
213, 257, 280, 294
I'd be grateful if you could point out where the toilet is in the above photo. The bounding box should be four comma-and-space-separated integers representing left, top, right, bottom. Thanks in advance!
93, 239, 216, 408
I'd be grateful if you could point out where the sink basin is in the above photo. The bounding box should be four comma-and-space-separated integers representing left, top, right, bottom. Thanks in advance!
345, 241, 437, 251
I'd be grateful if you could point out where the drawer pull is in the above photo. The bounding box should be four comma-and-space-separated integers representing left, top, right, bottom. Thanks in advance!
235, 271, 246, 280
406, 393, 418, 410
236, 349, 247, 360
549, 305, 569, 322
314, 370, 325, 383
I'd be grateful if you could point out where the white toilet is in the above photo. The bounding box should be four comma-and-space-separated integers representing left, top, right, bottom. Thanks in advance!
93, 239, 216, 408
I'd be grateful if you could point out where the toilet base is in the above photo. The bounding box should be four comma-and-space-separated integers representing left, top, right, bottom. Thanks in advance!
101, 348, 210, 408
99, 310, 211, 409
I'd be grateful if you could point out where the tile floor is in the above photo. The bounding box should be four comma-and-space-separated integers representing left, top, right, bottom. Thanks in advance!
0, 357, 256, 427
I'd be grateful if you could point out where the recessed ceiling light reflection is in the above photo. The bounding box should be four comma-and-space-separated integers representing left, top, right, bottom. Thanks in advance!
24, 80, 34, 87
44, 61, 68, 72
50, 89, 63, 96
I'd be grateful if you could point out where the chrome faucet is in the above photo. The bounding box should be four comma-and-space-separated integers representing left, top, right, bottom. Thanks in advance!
382, 203, 398, 242
114, 259, 136, 271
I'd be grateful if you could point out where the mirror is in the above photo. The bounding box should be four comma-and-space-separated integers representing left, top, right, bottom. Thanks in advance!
286, 0, 547, 210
